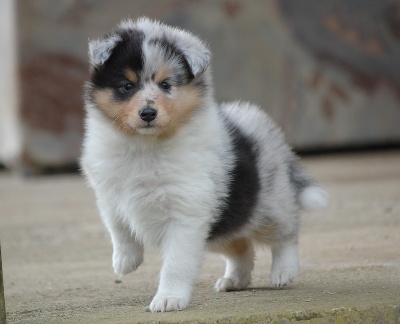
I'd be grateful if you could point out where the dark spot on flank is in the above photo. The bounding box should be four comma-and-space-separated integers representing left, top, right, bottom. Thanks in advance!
208, 118, 260, 241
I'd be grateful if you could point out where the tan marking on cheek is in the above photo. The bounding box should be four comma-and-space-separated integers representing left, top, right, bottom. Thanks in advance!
156, 84, 202, 137
93, 89, 119, 118
93, 89, 142, 135
118, 95, 144, 135
125, 69, 138, 84
222, 238, 252, 257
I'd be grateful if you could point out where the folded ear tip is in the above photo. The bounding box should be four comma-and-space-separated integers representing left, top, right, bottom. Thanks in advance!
88, 35, 121, 67
186, 50, 211, 77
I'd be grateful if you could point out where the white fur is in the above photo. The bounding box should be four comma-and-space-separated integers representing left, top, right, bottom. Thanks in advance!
270, 239, 299, 288
82, 99, 233, 312
299, 186, 329, 210
81, 18, 328, 312
214, 246, 254, 292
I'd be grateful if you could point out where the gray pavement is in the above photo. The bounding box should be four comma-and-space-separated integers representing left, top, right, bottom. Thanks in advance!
0, 151, 399, 323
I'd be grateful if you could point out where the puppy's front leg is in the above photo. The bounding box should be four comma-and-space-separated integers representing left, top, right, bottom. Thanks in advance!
148, 222, 207, 312
98, 201, 144, 277
109, 220, 144, 277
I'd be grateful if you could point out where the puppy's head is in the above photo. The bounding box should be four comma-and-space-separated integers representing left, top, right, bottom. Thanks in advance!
86, 17, 211, 137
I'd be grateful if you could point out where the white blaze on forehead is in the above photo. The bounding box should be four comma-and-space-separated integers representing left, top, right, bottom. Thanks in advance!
141, 41, 182, 80
120, 17, 211, 78
140, 83, 160, 103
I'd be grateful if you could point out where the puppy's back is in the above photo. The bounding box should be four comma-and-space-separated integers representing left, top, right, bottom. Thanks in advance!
216, 102, 327, 241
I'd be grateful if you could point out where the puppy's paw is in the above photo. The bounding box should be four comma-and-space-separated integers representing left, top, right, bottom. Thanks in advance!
112, 249, 143, 277
214, 276, 250, 292
269, 266, 297, 288
147, 294, 189, 312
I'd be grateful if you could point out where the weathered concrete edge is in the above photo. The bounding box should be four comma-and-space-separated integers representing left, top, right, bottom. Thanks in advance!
136, 305, 400, 324
0, 243, 6, 324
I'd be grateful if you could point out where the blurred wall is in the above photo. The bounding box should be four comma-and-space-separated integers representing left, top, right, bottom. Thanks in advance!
0, 0, 21, 168
1, 0, 400, 173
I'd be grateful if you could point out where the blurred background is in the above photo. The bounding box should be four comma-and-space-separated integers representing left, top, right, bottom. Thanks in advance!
1, 0, 400, 174
1, 2, 400, 321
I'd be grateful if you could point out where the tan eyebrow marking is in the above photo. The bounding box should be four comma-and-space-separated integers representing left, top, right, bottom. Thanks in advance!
154, 68, 171, 83
125, 69, 138, 84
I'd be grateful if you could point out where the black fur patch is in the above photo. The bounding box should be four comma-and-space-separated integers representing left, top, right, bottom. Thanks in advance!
90, 29, 145, 101
208, 120, 260, 241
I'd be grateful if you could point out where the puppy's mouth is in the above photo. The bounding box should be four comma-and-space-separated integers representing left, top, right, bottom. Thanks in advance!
141, 121, 156, 128
136, 120, 163, 135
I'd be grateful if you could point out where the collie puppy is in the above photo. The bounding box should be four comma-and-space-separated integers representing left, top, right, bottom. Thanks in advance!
81, 17, 328, 312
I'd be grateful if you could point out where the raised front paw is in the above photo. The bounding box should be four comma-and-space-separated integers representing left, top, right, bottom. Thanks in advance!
147, 294, 190, 312
112, 248, 143, 277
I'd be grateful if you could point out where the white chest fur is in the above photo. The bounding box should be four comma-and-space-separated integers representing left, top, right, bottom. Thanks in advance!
81, 107, 232, 247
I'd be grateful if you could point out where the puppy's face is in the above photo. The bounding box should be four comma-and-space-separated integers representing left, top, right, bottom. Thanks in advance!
86, 18, 211, 137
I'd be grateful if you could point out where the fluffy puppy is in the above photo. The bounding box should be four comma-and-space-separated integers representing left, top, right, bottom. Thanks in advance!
81, 17, 328, 312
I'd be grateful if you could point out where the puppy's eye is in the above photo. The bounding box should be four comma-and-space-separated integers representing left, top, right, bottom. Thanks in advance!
123, 82, 134, 91
160, 80, 171, 91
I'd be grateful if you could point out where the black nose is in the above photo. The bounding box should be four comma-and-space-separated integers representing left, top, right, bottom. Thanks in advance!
139, 108, 157, 122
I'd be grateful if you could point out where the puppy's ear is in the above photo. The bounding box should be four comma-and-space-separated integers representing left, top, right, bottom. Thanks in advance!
182, 45, 211, 78
174, 32, 211, 77
88, 34, 121, 67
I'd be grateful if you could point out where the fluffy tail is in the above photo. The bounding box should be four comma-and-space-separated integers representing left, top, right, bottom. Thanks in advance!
298, 186, 329, 210
289, 162, 329, 210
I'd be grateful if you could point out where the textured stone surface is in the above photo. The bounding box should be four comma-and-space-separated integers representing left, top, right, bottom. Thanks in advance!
0, 151, 399, 323
0, 244, 5, 324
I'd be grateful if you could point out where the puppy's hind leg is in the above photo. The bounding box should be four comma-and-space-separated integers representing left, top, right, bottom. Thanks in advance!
214, 238, 254, 292
269, 237, 299, 288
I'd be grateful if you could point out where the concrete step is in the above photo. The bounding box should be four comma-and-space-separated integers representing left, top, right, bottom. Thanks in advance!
0, 151, 399, 323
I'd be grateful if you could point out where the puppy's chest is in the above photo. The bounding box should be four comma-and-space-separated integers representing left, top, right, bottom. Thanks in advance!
97, 150, 199, 214
129, 170, 171, 209
107, 158, 173, 210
